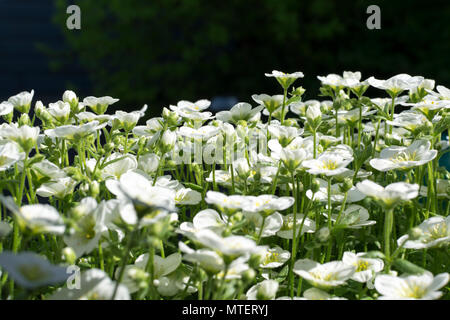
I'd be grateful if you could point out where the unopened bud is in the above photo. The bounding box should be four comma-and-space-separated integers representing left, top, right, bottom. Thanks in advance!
18, 113, 31, 126
316, 227, 331, 243
311, 178, 321, 194
62, 247, 77, 265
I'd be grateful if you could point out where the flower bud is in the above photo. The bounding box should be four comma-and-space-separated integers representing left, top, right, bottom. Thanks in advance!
306, 104, 321, 121
18, 113, 31, 126
316, 227, 331, 243
2, 111, 13, 123
62, 247, 77, 265
160, 130, 177, 153
408, 227, 424, 241
291, 86, 306, 97
162, 107, 179, 127
242, 269, 256, 283
255, 280, 279, 300
0, 221, 12, 238
311, 178, 321, 194
339, 178, 353, 193
63, 90, 79, 109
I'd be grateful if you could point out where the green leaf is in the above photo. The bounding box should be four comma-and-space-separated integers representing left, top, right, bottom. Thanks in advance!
361, 251, 386, 259
275, 264, 289, 283
392, 259, 427, 275
183, 182, 204, 192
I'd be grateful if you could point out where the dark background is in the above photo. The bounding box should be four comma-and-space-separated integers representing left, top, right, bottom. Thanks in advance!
1, 0, 450, 118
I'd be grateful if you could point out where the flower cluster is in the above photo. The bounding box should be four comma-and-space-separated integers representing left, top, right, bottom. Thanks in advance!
0, 70, 448, 300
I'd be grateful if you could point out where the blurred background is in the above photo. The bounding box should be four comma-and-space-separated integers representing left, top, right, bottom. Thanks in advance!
1, 0, 450, 117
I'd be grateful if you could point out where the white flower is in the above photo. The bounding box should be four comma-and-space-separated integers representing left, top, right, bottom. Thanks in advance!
331, 204, 376, 229
83, 96, 119, 114
317, 74, 350, 88
113, 110, 142, 131
268, 124, 303, 146
242, 194, 294, 216
302, 153, 353, 176
337, 107, 376, 124
0, 101, 13, 116
0, 124, 40, 152
420, 179, 450, 199
137, 153, 159, 175
0, 251, 68, 289
356, 180, 419, 209
386, 110, 430, 133
259, 246, 290, 269
306, 178, 366, 204
48, 101, 71, 123
50, 269, 130, 300
216, 102, 264, 124
160, 130, 177, 152
374, 272, 449, 300
403, 97, 450, 112
246, 279, 279, 300
434, 85, 450, 100
106, 171, 176, 224
368, 74, 424, 96
194, 229, 257, 258
265, 70, 304, 89
175, 187, 202, 205
370, 140, 437, 172
0, 141, 25, 171
179, 241, 224, 274
36, 176, 78, 199
8, 90, 34, 112
76, 111, 112, 123
252, 94, 284, 114
299, 287, 347, 300
62, 90, 78, 105
0, 195, 65, 235
279, 147, 309, 172
293, 259, 355, 289
31, 159, 66, 179
99, 153, 138, 180
119, 252, 190, 297
177, 208, 226, 240
342, 251, 384, 283
63, 198, 107, 257
216, 257, 250, 280
276, 214, 316, 239
397, 215, 450, 249
243, 211, 283, 238
178, 125, 220, 141
205, 191, 250, 214
44, 121, 105, 140
306, 103, 322, 122
174, 99, 211, 113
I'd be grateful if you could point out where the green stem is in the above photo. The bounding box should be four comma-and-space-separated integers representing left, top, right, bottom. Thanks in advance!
384, 208, 394, 270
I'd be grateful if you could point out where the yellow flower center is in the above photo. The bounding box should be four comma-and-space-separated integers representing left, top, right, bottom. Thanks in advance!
310, 271, 337, 282
321, 160, 338, 170
426, 222, 448, 240
391, 151, 418, 163
354, 260, 369, 272
403, 285, 426, 299
263, 252, 280, 265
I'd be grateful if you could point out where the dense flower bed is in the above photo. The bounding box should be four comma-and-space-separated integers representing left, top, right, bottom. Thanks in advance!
0, 70, 448, 300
